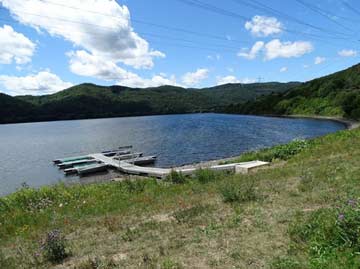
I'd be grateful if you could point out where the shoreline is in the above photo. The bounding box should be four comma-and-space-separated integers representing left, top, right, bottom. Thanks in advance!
2, 113, 357, 195
274, 115, 359, 130
172, 114, 359, 170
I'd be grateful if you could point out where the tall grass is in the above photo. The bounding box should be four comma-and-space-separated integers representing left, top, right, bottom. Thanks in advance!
228, 139, 313, 163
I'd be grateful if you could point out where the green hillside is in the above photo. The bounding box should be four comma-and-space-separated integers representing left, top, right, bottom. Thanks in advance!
225, 63, 360, 119
0, 93, 35, 123
0, 82, 296, 124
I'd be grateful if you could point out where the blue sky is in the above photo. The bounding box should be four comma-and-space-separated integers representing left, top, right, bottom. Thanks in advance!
0, 0, 359, 95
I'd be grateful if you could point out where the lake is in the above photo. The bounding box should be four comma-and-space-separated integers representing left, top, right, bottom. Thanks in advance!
0, 113, 346, 196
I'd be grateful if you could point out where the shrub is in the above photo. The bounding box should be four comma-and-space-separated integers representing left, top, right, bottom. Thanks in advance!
166, 170, 186, 184
262, 139, 311, 161
41, 229, 70, 264
195, 168, 219, 184
287, 199, 360, 268
229, 139, 312, 163
219, 180, 257, 203
123, 179, 146, 193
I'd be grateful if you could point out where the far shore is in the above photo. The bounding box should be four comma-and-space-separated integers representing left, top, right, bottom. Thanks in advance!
277, 115, 359, 130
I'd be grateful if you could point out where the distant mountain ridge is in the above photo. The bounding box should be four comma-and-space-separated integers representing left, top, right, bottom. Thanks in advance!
0, 82, 298, 124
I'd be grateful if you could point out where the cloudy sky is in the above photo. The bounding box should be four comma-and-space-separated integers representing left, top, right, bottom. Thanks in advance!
0, 0, 359, 95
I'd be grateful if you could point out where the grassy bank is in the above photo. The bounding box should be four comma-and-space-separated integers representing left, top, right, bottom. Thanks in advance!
1, 128, 360, 268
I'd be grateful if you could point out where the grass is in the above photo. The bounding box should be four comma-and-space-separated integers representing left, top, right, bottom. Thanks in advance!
1, 128, 360, 268
226, 138, 313, 163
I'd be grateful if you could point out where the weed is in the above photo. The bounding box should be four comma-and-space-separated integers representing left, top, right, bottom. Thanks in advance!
195, 168, 219, 184
228, 139, 312, 163
166, 170, 186, 184
298, 170, 316, 192
103, 216, 120, 232
75, 257, 117, 269
162, 258, 182, 269
285, 198, 360, 268
197, 222, 221, 236
0, 250, 16, 269
270, 257, 302, 269
121, 227, 139, 242
172, 205, 210, 224
41, 229, 70, 264
123, 179, 146, 193
219, 180, 257, 203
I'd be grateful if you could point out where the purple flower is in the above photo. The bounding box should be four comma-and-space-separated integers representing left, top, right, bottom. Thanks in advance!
348, 199, 357, 207
338, 213, 345, 221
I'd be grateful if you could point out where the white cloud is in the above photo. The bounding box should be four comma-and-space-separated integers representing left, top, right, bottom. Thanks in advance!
117, 73, 178, 88
238, 41, 264, 60
314, 56, 326, 65
217, 76, 256, 85
0, 25, 35, 65
338, 49, 357, 57
239, 78, 257, 84
264, 39, 313, 60
0, 0, 164, 70
245, 15, 283, 37
182, 68, 209, 86
0, 71, 73, 95
68, 50, 130, 81
68, 50, 177, 88
216, 75, 240, 85
207, 54, 221, 60
239, 39, 313, 60
280, 67, 288, 72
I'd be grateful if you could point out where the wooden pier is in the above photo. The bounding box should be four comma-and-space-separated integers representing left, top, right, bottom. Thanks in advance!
55, 148, 269, 178
87, 154, 268, 178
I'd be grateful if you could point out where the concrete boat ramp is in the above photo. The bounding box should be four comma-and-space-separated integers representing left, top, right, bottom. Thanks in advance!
55, 148, 269, 178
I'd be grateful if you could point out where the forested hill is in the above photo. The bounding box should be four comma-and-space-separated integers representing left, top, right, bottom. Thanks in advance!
224, 63, 360, 120
0, 82, 297, 124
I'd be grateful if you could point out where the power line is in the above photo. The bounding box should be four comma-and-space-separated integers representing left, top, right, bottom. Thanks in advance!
176, 0, 360, 47
342, 1, 360, 17
231, 0, 353, 38
10, 0, 243, 44
294, 0, 353, 33
0, 17, 243, 54
2, 0, 355, 51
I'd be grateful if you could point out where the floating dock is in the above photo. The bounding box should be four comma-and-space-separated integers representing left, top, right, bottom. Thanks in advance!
54, 146, 269, 178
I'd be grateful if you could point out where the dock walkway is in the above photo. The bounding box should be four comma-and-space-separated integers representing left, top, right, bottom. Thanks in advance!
89, 154, 268, 178
90, 154, 171, 177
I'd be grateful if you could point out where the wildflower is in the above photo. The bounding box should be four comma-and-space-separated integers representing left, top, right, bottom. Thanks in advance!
348, 199, 357, 207
83, 200, 86, 204
59, 203, 63, 208
338, 213, 345, 221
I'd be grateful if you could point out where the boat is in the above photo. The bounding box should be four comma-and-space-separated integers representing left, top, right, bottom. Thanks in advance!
102, 145, 132, 154
113, 152, 143, 161
125, 156, 157, 165
103, 149, 131, 157
64, 162, 96, 175
77, 163, 108, 176
53, 155, 92, 164
57, 159, 97, 169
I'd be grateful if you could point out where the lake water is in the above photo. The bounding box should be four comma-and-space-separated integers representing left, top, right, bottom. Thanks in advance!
0, 113, 345, 196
